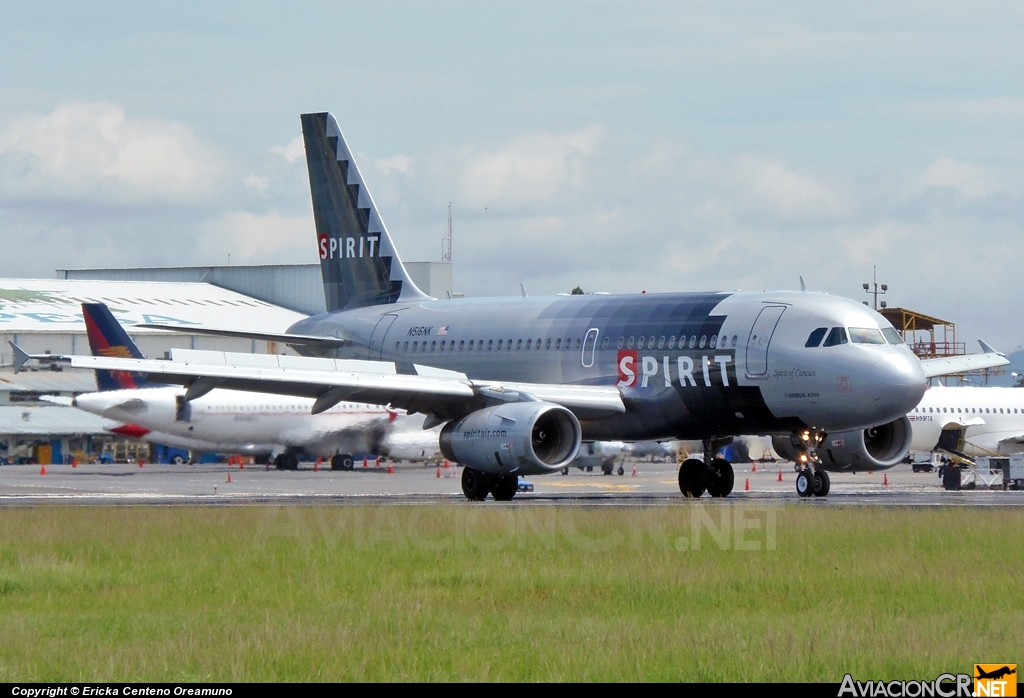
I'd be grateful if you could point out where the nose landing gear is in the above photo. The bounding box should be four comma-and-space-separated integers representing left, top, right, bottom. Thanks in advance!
792, 431, 830, 498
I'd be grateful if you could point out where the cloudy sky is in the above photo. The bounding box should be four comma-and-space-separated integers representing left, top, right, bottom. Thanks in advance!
1, 2, 1022, 352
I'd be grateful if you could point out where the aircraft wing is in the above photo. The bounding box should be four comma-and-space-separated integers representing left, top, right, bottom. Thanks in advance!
918, 340, 1009, 379
132, 323, 346, 349
66, 349, 626, 422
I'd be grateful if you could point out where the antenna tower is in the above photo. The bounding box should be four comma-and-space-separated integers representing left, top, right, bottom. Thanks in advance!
441, 202, 452, 263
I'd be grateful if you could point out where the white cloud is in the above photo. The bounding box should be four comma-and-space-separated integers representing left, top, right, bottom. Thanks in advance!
270, 135, 304, 164
920, 157, 999, 200
244, 174, 270, 193
201, 210, 315, 263
0, 102, 226, 205
452, 126, 609, 212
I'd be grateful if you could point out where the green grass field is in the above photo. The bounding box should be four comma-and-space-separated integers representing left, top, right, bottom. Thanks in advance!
0, 504, 1020, 681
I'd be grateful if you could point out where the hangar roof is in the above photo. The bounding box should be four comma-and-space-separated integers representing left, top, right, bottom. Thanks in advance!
0, 405, 114, 437
0, 279, 308, 334
0, 368, 98, 393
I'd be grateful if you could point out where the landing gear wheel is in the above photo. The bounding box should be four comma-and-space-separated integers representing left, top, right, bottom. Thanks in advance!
274, 454, 286, 470
490, 475, 518, 501
331, 454, 354, 471
617, 465, 624, 476
814, 470, 831, 497
706, 458, 735, 498
283, 453, 299, 470
170, 455, 186, 465
602, 464, 613, 475
795, 468, 817, 497
461, 467, 492, 501
678, 458, 706, 498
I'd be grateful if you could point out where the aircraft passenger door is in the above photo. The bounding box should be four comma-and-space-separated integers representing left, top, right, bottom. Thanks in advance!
745, 306, 786, 377
369, 313, 399, 360
582, 328, 599, 368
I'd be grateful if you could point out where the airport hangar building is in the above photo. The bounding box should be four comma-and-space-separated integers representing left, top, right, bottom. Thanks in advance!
0, 262, 453, 464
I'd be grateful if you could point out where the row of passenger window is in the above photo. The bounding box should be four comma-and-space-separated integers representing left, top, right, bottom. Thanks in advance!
398, 337, 584, 353
617, 334, 739, 351
805, 326, 903, 348
914, 406, 1021, 415
396, 332, 742, 354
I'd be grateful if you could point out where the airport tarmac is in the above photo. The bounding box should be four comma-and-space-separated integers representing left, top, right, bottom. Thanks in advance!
0, 459, 1022, 506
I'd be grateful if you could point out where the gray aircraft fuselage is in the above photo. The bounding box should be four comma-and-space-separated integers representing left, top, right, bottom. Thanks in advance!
289, 289, 926, 442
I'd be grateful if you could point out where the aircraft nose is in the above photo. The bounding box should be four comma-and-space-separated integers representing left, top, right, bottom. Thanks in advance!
864, 351, 926, 421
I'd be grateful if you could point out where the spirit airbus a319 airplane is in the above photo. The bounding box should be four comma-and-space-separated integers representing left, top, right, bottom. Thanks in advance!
54, 112, 1007, 500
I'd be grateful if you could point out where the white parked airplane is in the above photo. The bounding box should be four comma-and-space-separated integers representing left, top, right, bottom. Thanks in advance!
26, 303, 440, 470
907, 386, 1024, 457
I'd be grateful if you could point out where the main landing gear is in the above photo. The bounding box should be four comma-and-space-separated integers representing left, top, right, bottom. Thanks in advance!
274, 453, 299, 470
331, 454, 355, 471
678, 438, 735, 498
461, 467, 519, 501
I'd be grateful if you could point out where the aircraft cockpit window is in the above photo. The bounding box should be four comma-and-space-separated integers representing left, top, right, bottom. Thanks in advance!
881, 327, 903, 344
805, 327, 828, 347
849, 328, 886, 345
822, 327, 848, 347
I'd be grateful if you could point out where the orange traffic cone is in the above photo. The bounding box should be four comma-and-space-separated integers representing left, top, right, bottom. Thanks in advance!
227, 472, 232, 483
868, 470, 874, 475
40, 465, 47, 476
777, 468, 783, 482
138, 459, 144, 468
265, 461, 270, 471
376, 457, 381, 467
436, 466, 441, 478
239, 460, 244, 470
314, 458, 320, 472
363, 457, 368, 468
751, 462, 757, 473
745, 478, 750, 491
387, 463, 394, 474
444, 459, 450, 469
631, 464, 637, 476
883, 473, 889, 486
72, 457, 78, 468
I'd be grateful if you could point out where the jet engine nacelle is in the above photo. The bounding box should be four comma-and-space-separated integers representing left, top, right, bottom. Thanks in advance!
439, 402, 582, 475
771, 415, 913, 472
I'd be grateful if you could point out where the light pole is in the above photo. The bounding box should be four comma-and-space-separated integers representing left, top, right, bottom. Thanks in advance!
862, 266, 888, 310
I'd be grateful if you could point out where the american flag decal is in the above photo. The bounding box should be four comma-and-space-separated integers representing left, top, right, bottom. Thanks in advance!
438, 326, 449, 336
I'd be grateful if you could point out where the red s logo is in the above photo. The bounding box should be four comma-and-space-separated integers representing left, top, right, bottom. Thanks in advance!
617, 350, 637, 387
318, 234, 329, 260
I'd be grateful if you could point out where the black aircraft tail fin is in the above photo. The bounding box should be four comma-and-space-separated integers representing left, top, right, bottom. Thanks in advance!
301, 112, 430, 312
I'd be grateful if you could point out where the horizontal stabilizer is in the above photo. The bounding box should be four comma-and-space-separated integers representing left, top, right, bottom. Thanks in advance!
134, 323, 346, 348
